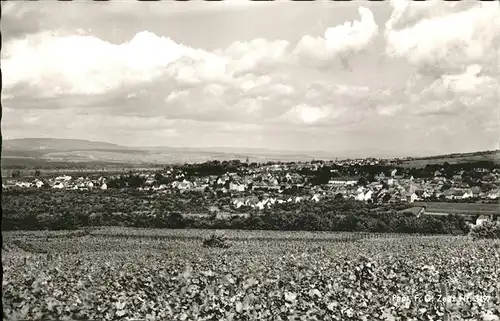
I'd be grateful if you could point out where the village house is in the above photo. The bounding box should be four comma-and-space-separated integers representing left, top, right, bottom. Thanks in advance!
328, 177, 358, 186
406, 192, 419, 203
311, 194, 321, 202
487, 189, 500, 199
172, 179, 193, 190
475, 215, 490, 226
229, 181, 246, 192
53, 182, 65, 189
15, 181, 33, 188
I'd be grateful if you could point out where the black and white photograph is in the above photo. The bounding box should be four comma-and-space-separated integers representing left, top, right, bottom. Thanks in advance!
1, 0, 500, 320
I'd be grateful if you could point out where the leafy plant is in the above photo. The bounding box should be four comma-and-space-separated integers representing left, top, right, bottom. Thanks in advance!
3, 228, 500, 321
470, 220, 500, 240
202, 233, 230, 248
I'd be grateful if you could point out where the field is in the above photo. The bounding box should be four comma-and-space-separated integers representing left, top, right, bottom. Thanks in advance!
398, 151, 500, 168
3, 228, 500, 321
414, 202, 500, 217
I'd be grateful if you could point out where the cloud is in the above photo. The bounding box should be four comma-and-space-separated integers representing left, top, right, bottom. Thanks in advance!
165, 90, 189, 102
2, 4, 381, 99
282, 104, 346, 126
202, 84, 226, 97
2, 31, 200, 97
427, 65, 498, 96
222, 39, 290, 75
376, 104, 404, 117
385, 0, 500, 68
379, 0, 500, 122
293, 6, 379, 67
2, 1, 498, 154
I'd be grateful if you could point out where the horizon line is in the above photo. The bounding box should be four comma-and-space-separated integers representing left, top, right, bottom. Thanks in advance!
3, 137, 499, 160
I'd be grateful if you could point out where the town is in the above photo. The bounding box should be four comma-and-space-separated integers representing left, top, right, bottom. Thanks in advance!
4, 158, 499, 210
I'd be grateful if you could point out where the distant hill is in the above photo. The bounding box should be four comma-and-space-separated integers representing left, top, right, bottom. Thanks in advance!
3, 138, 127, 151
397, 150, 500, 168
1, 138, 331, 166
2, 138, 499, 167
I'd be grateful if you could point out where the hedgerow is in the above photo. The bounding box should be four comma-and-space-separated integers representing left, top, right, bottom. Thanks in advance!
2, 189, 470, 234
470, 221, 500, 240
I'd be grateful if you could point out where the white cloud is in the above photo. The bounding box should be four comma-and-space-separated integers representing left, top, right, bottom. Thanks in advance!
377, 104, 404, 117
234, 97, 267, 116
203, 84, 226, 96
269, 84, 294, 96
223, 39, 290, 74
3, 1, 498, 153
434, 65, 497, 95
2, 5, 381, 100
385, 1, 500, 66
165, 90, 189, 102
284, 104, 331, 125
294, 6, 378, 63
324, 7, 378, 53
2, 31, 199, 96
240, 75, 272, 91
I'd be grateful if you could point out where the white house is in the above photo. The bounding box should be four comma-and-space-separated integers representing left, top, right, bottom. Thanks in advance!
476, 215, 490, 226
488, 190, 500, 199
229, 182, 246, 192
461, 189, 473, 199
254, 200, 267, 210
15, 182, 32, 188
233, 199, 245, 209
328, 178, 358, 186
56, 175, 72, 182
101, 183, 108, 190
53, 182, 64, 189
406, 192, 418, 203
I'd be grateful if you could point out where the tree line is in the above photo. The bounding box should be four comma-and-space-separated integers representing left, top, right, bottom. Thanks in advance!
2, 189, 469, 235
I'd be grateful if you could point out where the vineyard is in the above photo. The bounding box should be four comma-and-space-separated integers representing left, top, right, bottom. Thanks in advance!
3, 228, 500, 321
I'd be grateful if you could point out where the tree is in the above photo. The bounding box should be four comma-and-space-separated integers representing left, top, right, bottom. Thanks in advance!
334, 193, 344, 200
382, 194, 392, 203
357, 177, 368, 186
34, 169, 41, 177
154, 172, 164, 182
441, 183, 451, 191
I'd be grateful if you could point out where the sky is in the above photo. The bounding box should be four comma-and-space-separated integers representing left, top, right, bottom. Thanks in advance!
2, 0, 499, 157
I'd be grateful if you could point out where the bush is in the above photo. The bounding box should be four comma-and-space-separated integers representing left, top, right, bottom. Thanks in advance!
202, 233, 230, 248
470, 221, 500, 240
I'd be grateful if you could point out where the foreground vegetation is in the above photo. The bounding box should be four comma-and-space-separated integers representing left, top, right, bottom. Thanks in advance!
3, 228, 500, 321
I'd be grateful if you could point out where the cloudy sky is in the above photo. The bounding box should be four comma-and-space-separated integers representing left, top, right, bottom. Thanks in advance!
2, 0, 499, 156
